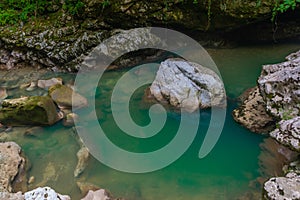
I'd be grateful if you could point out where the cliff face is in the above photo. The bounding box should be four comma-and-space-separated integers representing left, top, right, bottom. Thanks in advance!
0, 0, 299, 71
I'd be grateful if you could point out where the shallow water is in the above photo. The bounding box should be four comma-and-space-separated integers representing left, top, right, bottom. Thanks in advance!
1, 43, 300, 200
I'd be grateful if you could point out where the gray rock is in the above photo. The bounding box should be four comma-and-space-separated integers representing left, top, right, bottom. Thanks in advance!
24, 187, 70, 200
81, 189, 111, 200
258, 50, 300, 119
233, 87, 275, 133
0, 142, 27, 192
49, 84, 88, 110
0, 191, 23, 200
263, 172, 300, 200
270, 117, 300, 152
0, 96, 61, 126
149, 58, 226, 112
37, 78, 62, 90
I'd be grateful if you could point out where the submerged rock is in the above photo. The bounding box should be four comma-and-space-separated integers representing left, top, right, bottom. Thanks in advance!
0, 142, 27, 192
81, 189, 111, 200
0, 96, 61, 126
270, 117, 300, 152
263, 172, 300, 200
49, 84, 88, 110
76, 181, 100, 196
258, 50, 300, 119
37, 78, 63, 90
233, 87, 275, 133
24, 187, 70, 200
74, 146, 90, 178
0, 87, 7, 100
149, 58, 225, 112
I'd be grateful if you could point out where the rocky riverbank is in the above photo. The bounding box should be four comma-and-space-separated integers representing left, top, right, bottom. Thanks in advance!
233, 50, 300, 200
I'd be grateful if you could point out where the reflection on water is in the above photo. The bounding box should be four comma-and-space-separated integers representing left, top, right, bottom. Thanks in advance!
0, 43, 299, 200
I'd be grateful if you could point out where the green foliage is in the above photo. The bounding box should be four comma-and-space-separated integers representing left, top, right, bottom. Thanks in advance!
272, 0, 300, 21
62, 0, 84, 15
102, 0, 110, 9
0, 0, 85, 25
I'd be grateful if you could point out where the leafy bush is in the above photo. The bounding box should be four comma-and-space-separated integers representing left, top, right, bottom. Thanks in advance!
0, 0, 84, 25
272, 0, 300, 21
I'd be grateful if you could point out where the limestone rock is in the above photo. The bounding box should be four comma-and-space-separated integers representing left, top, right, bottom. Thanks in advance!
37, 78, 62, 90
81, 189, 111, 200
74, 146, 89, 177
49, 84, 88, 110
0, 142, 27, 192
233, 87, 275, 133
24, 187, 70, 200
0, 96, 61, 126
149, 58, 225, 112
270, 117, 300, 152
0, 191, 23, 200
258, 50, 300, 119
263, 172, 300, 200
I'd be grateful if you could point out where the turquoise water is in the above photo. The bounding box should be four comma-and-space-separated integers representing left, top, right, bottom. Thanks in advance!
3, 43, 300, 200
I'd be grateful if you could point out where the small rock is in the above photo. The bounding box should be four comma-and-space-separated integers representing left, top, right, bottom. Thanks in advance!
0, 88, 8, 100
37, 77, 63, 90
74, 146, 90, 177
81, 189, 111, 200
26, 82, 37, 91
63, 113, 79, 127
76, 181, 100, 196
49, 84, 88, 110
20, 83, 30, 89
28, 176, 35, 184
24, 186, 70, 200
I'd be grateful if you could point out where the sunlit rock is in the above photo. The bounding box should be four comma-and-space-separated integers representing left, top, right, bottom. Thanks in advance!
81, 189, 111, 200
149, 58, 225, 112
24, 186, 70, 200
270, 117, 300, 152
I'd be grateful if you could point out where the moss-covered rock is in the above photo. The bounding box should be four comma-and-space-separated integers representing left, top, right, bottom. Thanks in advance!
0, 96, 60, 126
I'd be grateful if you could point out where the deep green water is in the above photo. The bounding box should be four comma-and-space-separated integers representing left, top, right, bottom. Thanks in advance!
3, 43, 300, 200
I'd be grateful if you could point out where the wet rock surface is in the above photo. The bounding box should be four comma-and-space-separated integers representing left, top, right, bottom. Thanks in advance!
0, 96, 61, 126
149, 58, 225, 112
74, 146, 89, 178
233, 87, 275, 134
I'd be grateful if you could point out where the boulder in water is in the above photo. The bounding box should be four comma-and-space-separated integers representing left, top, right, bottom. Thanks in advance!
49, 84, 88, 110
24, 186, 70, 200
37, 77, 63, 90
0, 96, 61, 126
149, 58, 226, 112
